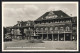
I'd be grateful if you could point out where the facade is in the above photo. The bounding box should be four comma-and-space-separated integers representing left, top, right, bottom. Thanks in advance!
10, 20, 34, 40
34, 10, 77, 41
4, 10, 77, 41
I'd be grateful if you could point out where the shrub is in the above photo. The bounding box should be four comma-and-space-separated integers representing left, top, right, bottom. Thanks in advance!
28, 39, 44, 43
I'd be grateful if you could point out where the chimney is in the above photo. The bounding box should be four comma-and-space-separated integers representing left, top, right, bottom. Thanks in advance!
17, 21, 20, 24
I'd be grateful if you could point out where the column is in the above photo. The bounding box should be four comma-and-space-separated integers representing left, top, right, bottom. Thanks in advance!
71, 33, 72, 41
58, 33, 59, 41
42, 29, 43, 40
37, 36, 38, 39
47, 33, 48, 40
58, 31, 59, 41
52, 34, 53, 41
42, 34, 43, 40
64, 33, 65, 41
46, 29, 48, 40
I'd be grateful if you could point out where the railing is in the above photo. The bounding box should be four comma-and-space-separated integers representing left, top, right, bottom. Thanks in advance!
34, 22, 72, 26
35, 30, 72, 34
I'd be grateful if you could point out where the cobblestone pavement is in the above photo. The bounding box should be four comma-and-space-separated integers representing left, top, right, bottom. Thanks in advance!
3, 40, 77, 50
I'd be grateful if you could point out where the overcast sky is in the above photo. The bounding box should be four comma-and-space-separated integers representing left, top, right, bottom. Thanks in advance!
2, 2, 78, 27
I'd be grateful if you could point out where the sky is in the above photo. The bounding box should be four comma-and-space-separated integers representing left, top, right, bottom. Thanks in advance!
2, 2, 78, 27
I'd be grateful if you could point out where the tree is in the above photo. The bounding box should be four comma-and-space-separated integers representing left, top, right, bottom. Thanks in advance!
26, 29, 31, 40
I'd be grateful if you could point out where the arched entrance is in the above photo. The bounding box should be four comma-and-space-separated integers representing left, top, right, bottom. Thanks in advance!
59, 34, 64, 41
65, 33, 71, 41
53, 34, 58, 41
48, 34, 52, 41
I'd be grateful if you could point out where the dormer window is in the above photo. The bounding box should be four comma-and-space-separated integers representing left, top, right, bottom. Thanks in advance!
49, 16, 51, 18
42, 17, 44, 19
52, 16, 54, 18
46, 16, 49, 19
49, 11, 54, 15
18, 24, 19, 27
20, 24, 21, 27
61, 15, 63, 17
18, 23, 21, 27
54, 15, 58, 18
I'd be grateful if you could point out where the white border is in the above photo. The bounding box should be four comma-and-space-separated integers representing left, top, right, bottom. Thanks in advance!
2, 1, 79, 52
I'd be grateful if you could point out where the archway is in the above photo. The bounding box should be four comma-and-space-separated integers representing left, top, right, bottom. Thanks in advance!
65, 33, 71, 41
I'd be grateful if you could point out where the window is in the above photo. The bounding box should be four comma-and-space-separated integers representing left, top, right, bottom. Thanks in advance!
29, 27, 30, 30
60, 27, 64, 31
30, 29, 33, 31
55, 27, 58, 31
45, 27, 48, 31
46, 16, 49, 19
28, 23, 30, 26
24, 29, 27, 34
26, 23, 28, 26
36, 28, 38, 31
42, 22, 44, 24
49, 11, 54, 15
40, 28, 43, 32
18, 24, 21, 27
50, 21, 53, 23
66, 20, 71, 22
17, 29, 21, 35
61, 15, 63, 17
55, 21, 58, 23
54, 15, 58, 18
69, 20, 71, 22
49, 16, 51, 18
66, 26, 70, 31
50, 27, 53, 31
60, 21, 62, 23
73, 27, 76, 30
41, 28, 43, 30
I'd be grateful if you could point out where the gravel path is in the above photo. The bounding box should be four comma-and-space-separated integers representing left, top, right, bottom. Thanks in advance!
3, 40, 77, 50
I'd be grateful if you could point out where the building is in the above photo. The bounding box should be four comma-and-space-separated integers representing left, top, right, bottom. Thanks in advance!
4, 10, 77, 41
34, 10, 77, 41
10, 20, 34, 40
3, 26, 13, 41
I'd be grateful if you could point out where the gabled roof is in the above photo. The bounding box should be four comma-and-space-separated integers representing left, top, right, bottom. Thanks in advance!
13, 21, 34, 28
35, 10, 70, 21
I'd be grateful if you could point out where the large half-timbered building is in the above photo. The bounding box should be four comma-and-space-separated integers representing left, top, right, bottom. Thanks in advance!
34, 10, 77, 41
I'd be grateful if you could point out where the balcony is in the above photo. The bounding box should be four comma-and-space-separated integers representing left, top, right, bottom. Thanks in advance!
34, 22, 72, 27
35, 30, 72, 34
